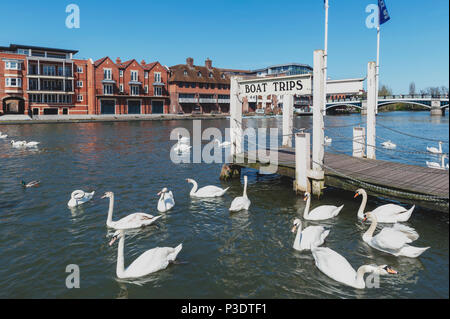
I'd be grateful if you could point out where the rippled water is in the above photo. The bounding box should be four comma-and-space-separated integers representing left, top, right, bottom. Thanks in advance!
0, 111, 448, 298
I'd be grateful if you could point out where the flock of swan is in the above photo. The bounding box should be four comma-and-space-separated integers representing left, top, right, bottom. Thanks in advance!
0, 131, 40, 148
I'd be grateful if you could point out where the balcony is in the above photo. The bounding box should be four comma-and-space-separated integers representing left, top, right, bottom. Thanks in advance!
199, 98, 217, 103
153, 82, 165, 86
218, 99, 230, 104
179, 97, 198, 103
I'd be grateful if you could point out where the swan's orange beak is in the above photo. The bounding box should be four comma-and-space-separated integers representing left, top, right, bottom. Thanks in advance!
362, 216, 367, 223
109, 236, 118, 246
291, 225, 297, 233
386, 267, 398, 275
354, 193, 360, 198
303, 196, 307, 201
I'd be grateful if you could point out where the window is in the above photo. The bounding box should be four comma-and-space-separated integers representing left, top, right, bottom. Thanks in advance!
119, 84, 124, 93
58, 66, 71, 76
221, 73, 226, 79
209, 72, 213, 78
77, 95, 83, 102
130, 70, 138, 81
120, 70, 123, 77
103, 84, 113, 95
191, 83, 196, 88
5, 78, 22, 87
17, 49, 29, 55
130, 85, 139, 96
5, 61, 21, 70
43, 65, 56, 76
77, 66, 83, 73
154, 87, 162, 96
63, 108, 68, 115
197, 72, 202, 77
144, 85, 148, 93
210, 84, 215, 89
183, 70, 188, 76
104, 68, 112, 80
154, 72, 161, 82
77, 81, 83, 88
145, 71, 149, 79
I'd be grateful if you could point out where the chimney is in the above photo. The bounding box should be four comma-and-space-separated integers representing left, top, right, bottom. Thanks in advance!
186, 57, 194, 68
116, 57, 121, 64
205, 58, 212, 69
141, 59, 146, 66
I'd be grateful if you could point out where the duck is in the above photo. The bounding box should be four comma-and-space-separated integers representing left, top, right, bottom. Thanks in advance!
214, 138, 231, 148
311, 247, 397, 289
362, 212, 430, 258
324, 136, 332, 144
426, 154, 448, 170
157, 188, 175, 213
302, 192, 344, 221
68, 190, 95, 208
21, 180, 40, 188
354, 188, 414, 223
229, 175, 251, 212
109, 229, 182, 279
102, 192, 162, 230
381, 140, 396, 149
291, 218, 330, 251
186, 178, 229, 198
426, 141, 443, 154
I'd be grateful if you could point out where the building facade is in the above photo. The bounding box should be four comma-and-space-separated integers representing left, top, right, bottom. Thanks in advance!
169, 58, 231, 114
0, 44, 89, 116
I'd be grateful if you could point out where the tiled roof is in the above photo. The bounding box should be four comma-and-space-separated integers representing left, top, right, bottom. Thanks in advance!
169, 64, 229, 84
94, 56, 109, 67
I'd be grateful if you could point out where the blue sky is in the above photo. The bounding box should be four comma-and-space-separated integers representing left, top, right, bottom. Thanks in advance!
1, 0, 448, 93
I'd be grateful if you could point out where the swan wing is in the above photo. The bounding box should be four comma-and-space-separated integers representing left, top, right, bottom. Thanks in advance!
300, 226, 330, 249
195, 185, 228, 197
372, 225, 417, 250
312, 247, 357, 287
372, 204, 407, 217
308, 205, 343, 220
114, 213, 161, 229
229, 196, 250, 211
391, 223, 419, 241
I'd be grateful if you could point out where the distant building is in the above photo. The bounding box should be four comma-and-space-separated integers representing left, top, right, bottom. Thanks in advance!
249, 63, 313, 77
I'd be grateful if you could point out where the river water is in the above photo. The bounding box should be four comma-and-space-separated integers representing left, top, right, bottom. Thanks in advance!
0, 111, 448, 298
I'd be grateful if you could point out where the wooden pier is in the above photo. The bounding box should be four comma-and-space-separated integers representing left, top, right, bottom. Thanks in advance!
233, 148, 449, 213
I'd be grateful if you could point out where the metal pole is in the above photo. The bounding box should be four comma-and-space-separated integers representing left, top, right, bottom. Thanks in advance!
375, 25, 380, 114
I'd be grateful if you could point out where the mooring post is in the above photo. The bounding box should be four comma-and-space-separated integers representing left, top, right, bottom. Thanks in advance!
282, 95, 294, 147
230, 76, 243, 158
294, 132, 311, 193
366, 61, 376, 160
353, 127, 366, 158
311, 50, 326, 197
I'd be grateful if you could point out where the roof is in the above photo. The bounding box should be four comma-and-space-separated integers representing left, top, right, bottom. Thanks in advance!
251, 63, 313, 73
169, 64, 229, 84
0, 44, 78, 54
94, 56, 110, 67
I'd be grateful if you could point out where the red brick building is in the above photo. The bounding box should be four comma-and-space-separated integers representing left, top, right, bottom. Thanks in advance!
0, 44, 89, 116
168, 58, 232, 114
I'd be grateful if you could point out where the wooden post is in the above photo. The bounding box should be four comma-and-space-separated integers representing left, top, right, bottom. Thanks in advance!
353, 127, 365, 158
366, 61, 376, 160
294, 132, 311, 193
312, 50, 325, 196
282, 95, 294, 147
230, 76, 243, 157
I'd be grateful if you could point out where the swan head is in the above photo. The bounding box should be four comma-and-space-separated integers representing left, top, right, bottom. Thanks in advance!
303, 192, 311, 201
157, 187, 169, 196
109, 230, 124, 246
291, 218, 302, 233
101, 191, 113, 199
186, 178, 194, 184
354, 188, 365, 198
375, 265, 398, 275
362, 212, 374, 223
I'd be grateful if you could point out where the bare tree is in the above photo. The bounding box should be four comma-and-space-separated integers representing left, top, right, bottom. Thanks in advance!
426, 87, 441, 97
409, 82, 416, 95
440, 86, 449, 96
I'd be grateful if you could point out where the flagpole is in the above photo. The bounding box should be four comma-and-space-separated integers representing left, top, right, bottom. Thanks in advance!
323, 0, 329, 115
376, 24, 380, 114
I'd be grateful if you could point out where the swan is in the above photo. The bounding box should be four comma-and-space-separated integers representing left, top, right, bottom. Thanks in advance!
426, 154, 448, 170
21, 180, 40, 187
427, 141, 443, 154
68, 190, 95, 208
324, 136, 332, 144
214, 138, 231, 148
303, 192, 344, 221
355, 188, 414, 223
291, 218, 330, 251
177, 133, 190, 145
362, 212, 430, 258
0, 133, 7, 139
102, 192, 162, 230
24, 141, 40, 147
157, 188, 175, 213
109, 229, 182, 279
186, 178, 229, 198
311, 247, 397, 289
10, 140, 27, 147
229, 175, 251, 212
381, 140, 396, 149
174, 142, 192, 154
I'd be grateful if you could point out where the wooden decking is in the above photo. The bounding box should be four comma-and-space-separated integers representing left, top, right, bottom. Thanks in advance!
234, 148, 449, 212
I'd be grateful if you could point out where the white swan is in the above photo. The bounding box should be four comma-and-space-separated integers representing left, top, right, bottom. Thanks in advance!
362, 212, 430, 258
174, 142, 192, 154
324, 136, 332, 144
214, 138, 231, 148
0, 133, 7, 139
68, 190, 95, 208
177, 133, 190, 145
355, 188, 414, 223
312, 247, 397, 289
109, 229, 182, 279
186, 178, 229, 198
229, 175, 251, 212
303, 192, 344, 221
427, 141, 443, 154
102, 192, 162, 230
24, 141, 40, 147
381, 140, 396, 149
426, 154, 448, 170
157, 188, 175, 213
10, 140, 27, 147
291, 218, 329, 251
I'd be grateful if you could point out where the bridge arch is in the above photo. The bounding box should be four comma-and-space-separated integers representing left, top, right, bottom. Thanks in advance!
377, 101, 432, 110
325, 103, 362, 111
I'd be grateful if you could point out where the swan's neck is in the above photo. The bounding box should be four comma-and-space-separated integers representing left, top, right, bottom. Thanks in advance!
355, 265, 376, 288
357, 191, 368, 219
243, 178, 248, 198
190, 180, 198, 196
116, 235, 125, 278
159, 192, 166, 209
293, 222, 303, 250
303, 196, 311, 219
441, 156, 445, 168
363, 216, 378, 242
439, 143, 442, 152
106, 195, 114, 226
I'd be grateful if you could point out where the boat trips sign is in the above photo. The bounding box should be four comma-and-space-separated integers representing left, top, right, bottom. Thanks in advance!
237, 74, 312, 97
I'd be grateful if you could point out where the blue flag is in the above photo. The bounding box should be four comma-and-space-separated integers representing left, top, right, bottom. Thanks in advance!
378, 0, 391, 25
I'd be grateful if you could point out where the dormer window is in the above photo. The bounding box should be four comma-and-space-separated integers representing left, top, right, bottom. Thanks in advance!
209, 72, 213, 78
183, 70, 188, 76
198, 72, 202, 77
221, 73, 226, 79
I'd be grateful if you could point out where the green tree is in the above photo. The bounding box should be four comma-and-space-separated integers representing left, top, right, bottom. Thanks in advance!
378, 84, 393, 97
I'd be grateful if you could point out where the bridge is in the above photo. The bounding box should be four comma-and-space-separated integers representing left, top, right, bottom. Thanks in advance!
326, 94, 449, 115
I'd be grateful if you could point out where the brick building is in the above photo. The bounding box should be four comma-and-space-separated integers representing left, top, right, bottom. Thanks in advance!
0, 44, 89, 116
168, 58, 233, 114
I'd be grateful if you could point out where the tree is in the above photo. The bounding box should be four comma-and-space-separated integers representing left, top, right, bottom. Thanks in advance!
440, 86, 449, 95
378, 84, 393, 97
409, 82, 416, 95
426, 87, 441, 97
